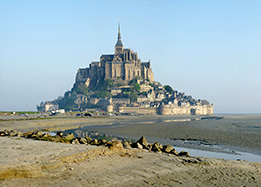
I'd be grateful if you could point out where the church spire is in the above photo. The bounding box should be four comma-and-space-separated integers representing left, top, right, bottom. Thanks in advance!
115, 22, 123, 53
118, 22, 121, 41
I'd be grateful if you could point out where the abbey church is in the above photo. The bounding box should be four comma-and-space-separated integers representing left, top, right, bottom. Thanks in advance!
38, 25, 213, 115
76, 25, 154, 86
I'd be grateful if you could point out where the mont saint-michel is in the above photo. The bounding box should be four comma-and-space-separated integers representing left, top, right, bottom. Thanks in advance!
37, 26, 213, 115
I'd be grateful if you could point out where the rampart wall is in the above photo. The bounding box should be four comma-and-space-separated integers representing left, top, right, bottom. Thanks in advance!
118, 106, 158, 115
116, 104, 214, 115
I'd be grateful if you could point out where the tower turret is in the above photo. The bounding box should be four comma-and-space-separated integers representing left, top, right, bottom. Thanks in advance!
115, 23, 123, 54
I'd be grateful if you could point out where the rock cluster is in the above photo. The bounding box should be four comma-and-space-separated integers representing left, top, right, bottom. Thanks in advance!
130, 136, 189, 156
0, 130, 190, 157
0, 129, 24, 137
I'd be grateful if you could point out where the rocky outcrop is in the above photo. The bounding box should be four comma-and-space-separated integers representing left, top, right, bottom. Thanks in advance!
106, 141, 123, 150
131, 142, 143, 149
1, 129, 190, 157
179, 151, 190, 157
136, 136, 148, 149
0, 129, 24, 137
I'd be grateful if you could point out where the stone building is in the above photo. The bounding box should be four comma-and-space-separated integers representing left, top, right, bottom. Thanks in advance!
75, 24, 154, 86
37, 101, 59, 113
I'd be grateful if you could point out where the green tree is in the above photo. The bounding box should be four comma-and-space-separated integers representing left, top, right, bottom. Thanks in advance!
84, 87, 90, 96
95, 91, 112, 98
134, 83, 141, 91
104, 79, 114, 88
129, 78, 137, 85
129, 92, 137, 102
164, 85, 173, 94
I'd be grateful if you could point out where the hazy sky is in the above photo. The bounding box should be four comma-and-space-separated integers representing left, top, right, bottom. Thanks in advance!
0, 0, 261, 113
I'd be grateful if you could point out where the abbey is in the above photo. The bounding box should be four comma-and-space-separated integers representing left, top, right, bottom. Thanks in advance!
38, 25, 213, 115
76, 25, 154, 86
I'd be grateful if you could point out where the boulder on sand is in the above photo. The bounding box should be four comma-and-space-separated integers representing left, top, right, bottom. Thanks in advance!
17, 131, 24, 137
64, 133, 74, 140
162, 145, 174, 153
98, 139, 107, 145
9, 130, 18, 137
131, 142, 143, 149
123, 142, 132, 148
71, 138, 80, 144
170, 149, 179, 156
179, 151, 190, 157
90, 139, 99, 145
107, 141, 123, 150
56, 131, 63, 137
136, 136, 148, 149
78, 137, 87, 144
85, 137, 92, 144
152, 142, 162, 153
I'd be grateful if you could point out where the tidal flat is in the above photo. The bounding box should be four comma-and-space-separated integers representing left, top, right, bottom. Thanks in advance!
74, 114, 261, 157
0, 114, 260, 186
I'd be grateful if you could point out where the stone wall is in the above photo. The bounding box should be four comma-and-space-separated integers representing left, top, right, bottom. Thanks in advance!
116, 105, 214, 115
158, 105, 214, 115
118, 106, 158, 115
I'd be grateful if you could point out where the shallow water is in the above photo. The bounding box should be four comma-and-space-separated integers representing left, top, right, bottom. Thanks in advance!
59, 114, 261, 162
60, 127, 261, 162
174, 146, 261, 162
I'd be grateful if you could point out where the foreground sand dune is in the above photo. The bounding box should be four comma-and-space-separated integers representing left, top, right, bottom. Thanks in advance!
0, 137, 260, 187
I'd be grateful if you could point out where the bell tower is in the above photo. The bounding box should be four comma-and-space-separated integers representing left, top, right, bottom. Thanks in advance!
115, 23, 123, 54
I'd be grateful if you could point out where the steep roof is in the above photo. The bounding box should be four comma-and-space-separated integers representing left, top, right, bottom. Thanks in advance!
115, 39, 123, 47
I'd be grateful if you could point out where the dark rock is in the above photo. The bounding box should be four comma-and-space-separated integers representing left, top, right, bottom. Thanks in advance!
137, 136, 148, 148
42, 133, 51, 138
162, 145, 174, 153
71, 138, 80, 144
90, 139, 99, 145
131, 142, 143, 149
152, 142, 162, 153
170, 149, 179, 156
179, 151, 190, 157
85, 137, 92, 144
107, 141, 123, 150
98, 139, 107, 145
4, 129, 10, 136
57, 131, 63, 137
35, 131, 43, 137
9, 130, 18, 137
24, 131, 34, 138
78, 137, 87, 144
65, 133, 74, 140
147, 144, 153, 151
123, 142, 131, 148
0, 131, 5, 136
17, 131, 24, 137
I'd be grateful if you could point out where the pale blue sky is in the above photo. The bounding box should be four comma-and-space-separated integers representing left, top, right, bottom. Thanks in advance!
0, 0, 261, 113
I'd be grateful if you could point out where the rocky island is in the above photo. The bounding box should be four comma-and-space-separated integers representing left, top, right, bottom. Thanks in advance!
37, 25, 213, 115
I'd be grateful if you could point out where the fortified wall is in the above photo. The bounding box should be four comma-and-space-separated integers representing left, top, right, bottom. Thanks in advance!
115, 104, 214, 115
158, 104, 214, 115
117, 106, 158, 115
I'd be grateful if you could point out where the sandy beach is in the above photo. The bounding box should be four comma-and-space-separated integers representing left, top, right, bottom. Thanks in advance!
0, 115, 260, 186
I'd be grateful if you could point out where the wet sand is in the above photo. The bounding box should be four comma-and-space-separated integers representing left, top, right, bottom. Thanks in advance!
1, 114, 261, 155
0, 115, 261, 186
86, 115, 261, 155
